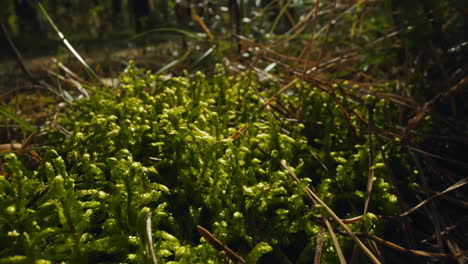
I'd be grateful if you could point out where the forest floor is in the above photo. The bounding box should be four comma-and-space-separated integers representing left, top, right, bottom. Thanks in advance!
0, 38, 180, 94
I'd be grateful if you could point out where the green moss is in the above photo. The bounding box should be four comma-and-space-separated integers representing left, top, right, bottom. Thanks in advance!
0, 67, 411, 263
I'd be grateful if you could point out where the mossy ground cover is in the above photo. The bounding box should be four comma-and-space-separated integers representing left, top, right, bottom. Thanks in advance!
2, 1, 467, 262
0, 63, 417, 263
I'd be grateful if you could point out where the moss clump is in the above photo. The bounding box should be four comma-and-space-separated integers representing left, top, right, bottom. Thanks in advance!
1, 65, 406, 263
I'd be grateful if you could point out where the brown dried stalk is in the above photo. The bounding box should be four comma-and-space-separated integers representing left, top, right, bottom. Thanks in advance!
404, 75, 468, 136
197, 225, 246, 263
280, 160, 381, 264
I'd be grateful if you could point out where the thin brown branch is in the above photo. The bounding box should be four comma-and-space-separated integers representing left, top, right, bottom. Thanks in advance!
16, 132, 37, 155
367, 234, 464, 261
400, 178, 468, 217
363, 103, 375, 214
309, 214, 464, 261
193, 13, 214, 42
54, 59, 93, 87
197, 225, 245, 263
324, 219, 347, 264
314, 226, 325, 264
280, 160, 381, 264
404, 75, 468, 136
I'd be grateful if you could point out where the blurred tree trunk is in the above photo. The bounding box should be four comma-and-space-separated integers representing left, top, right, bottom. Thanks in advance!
228, 0, 241, 51
131, 0, 150, 32
14, 0, 41, 34
121, 0, 130, 31
175, 0, 192, 49
159, 0, 169, 22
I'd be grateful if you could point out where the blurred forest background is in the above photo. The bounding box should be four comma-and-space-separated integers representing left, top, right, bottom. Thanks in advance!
1, 0, 466, 96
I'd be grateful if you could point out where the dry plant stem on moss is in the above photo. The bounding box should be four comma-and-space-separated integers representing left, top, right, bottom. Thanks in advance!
314, 226, 325, 264
261, 79, 298, 109
197, 225, 245, 263
15, 132, 36, 155
54, 59, 93, 87
404, 75, 468, 136
280, 160, 381, 264
324, 218, 347, 264
366, 234, 465, 261
375, 136, 416, 248
311, 216, 464, 261
46, 69, 87, 98
410, 152, 444, 251
399, 178, 468, 217
376, 134, 468, 168
328, 88, 360, 140
0, 143, 22, 153
415, 159, 466, 259
193, 13, 214, 42
146, 212, 158, 264
363, 103, 375, 214
53, 59, 91, 98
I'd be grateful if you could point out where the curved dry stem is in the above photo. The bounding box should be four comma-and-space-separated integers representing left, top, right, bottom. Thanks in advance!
280, 160, 381, 264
